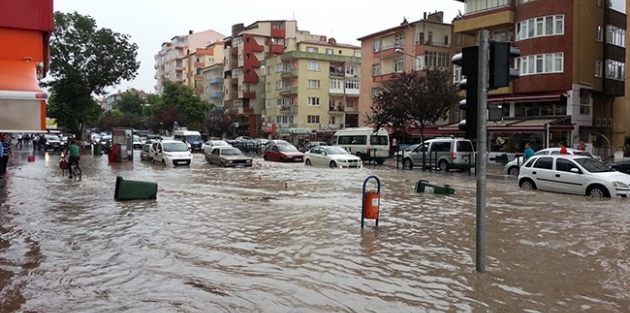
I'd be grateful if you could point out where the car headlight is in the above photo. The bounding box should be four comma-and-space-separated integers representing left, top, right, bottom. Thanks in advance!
613, 181, 629, 188
228, 160, 233, 164
247, 159, 252, 163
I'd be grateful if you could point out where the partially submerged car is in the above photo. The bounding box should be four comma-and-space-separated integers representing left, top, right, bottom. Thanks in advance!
206, 147, 253, 167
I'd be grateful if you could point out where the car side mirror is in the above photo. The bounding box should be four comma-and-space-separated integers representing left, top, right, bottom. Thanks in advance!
570, 168, 580, 173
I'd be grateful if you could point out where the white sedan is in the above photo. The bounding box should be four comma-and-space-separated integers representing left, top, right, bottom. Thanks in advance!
505, 147, 594, 176
518, 155, 630, 198
304, 146, 363, 168
202, 139, 231, 156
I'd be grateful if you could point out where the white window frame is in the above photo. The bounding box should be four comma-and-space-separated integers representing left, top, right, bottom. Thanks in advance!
372, 64, 381, 75
307, 115, 320, 124
306, 46, 319, 53
307, 61, 321, 71
595, 60, 603, 77
517, 53, 564, 76
308, 80, 320, 89
517, 15, 564, 41
307, 97, 320, 106
394, 59, 405, 72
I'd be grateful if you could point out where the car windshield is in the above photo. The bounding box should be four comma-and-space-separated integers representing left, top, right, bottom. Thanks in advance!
163, 142, 189, 152
221, 148, 242, 156
278, 145, 298, 152
324, 147, 349, 155
45, 136, 58, 141
185, 135, 202, 141
208, 140, 229, 146
574, 158, 615, 173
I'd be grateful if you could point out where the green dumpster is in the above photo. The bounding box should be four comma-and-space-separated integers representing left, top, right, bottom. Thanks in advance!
94, 143, 103, 156
114, 176, 158, 201
415, 180, 455, 195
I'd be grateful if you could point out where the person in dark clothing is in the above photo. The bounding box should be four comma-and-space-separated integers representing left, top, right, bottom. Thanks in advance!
0, 137, 10, 175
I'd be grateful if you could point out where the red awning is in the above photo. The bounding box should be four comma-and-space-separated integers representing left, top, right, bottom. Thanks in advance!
488, 91, 565, 104
406, 127, 445, 137
0, 60, 42, 92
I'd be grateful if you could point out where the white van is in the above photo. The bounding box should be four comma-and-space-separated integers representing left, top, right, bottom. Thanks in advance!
173, 130, 203, 152
333, 128, 390, 164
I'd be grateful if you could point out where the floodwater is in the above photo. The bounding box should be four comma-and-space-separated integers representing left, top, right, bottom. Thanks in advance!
0, 147, 629, 312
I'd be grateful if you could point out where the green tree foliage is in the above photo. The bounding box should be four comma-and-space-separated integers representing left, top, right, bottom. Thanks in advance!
204, 108, 237, 138
159, 80, 212, 126
44, 11, 140, 139
115, 92, 145, 115
367, 69, 462, 142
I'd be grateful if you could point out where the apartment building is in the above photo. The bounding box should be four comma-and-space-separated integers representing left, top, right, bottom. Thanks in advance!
222, 20, 328, 137
183, 41, 224, 98
201, 63, 225, 106
261, 37, 361, 141
451, 0, 627, 153
357, 11, 473, 137
154, 29, 225, 94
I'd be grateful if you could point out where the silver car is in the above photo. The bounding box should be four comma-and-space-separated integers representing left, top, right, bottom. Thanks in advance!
206, 147, 253, 167
401, 138, 475, 171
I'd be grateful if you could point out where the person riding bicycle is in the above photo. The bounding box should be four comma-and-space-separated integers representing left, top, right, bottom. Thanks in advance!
67, 139, 80, 179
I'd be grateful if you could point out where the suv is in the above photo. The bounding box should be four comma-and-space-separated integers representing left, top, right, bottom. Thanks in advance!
402, 137, 475, 172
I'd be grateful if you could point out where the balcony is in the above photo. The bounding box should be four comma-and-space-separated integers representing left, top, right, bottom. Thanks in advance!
345, 88, 360, 96
280, 87, 298, 96
329, 88, 345, 96
209, 91, 225, 98
373, 44, 404, 59
208, 77, 224, 85
280, 106, 298, 113
236, 107, 254, 115
281, 70, 298, 78
281, 51, 361, 64
194, 88, 203, 94
241, 91, 256, 99
453, 2, 516, 35
194, 62, 205, 68
194, 75, 203, 81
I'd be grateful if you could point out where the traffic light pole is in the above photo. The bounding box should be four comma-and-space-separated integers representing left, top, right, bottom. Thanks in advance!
475, 30, 489, 273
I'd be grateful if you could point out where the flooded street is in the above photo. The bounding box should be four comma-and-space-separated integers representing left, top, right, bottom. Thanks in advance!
1, 149, 629, 312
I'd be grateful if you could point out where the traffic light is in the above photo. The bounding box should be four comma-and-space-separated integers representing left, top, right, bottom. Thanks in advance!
489, 42, 520, 90
452, 46, 479, 139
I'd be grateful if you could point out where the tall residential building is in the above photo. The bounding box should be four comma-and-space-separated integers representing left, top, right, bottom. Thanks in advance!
222, 20, 328, 137
154, 29, 225, 94
262, 37, 361, 142
452, 0, 627, 153
183, 41, 224, 98
201, 63, 225, 106
357, 11, 473, 136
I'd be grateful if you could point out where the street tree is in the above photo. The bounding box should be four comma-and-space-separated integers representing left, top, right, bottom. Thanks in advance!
115, 91, 145, 115
44, 11, 140, 139
160, 80, 212, 126
203, 108, 237, 138
367, 68, 462, 143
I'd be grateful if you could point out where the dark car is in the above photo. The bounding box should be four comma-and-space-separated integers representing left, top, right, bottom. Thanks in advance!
299, 141, 328, 153
607, 160, 630, 175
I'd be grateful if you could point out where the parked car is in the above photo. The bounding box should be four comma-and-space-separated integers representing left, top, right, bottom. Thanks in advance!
504, 147, 594, 176
304, 146, 363, 168
401, 137, 475, 171
518, 155, 630, 198
132, 135, 143, 149
333, 128, 390, 164
149, 140, 193, 166
202, 139, 231, 155
263, 144, 304, 162
394, 144, 421, 157
173, 130, 204, 152
235, 136, 253, 141
44, 135, 62, 151
607, 160, 630, 175
206, 147, 253, 167
140, 144, 152, 161
299, 141, 328, 153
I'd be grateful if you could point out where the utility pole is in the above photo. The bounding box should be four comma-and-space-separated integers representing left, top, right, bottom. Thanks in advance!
475, 30, 489, 273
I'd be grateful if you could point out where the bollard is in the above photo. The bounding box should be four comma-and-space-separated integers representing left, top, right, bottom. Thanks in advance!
27, 152, 35, 162
361, 175, 381, 228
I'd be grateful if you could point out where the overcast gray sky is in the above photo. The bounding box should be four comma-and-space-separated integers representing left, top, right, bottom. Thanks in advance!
54, 0, 464, 95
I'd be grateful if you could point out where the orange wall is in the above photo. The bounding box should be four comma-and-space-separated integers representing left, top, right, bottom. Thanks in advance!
0, 28, 45, 63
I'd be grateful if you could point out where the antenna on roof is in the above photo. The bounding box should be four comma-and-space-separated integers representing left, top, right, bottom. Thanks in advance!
292, 12, 295, 20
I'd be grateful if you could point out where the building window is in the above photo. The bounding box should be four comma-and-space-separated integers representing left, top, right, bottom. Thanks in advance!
345, 80, 359, 90
326, 48, 334, 55
394, 32, 405, 46
354, 51, 361, 57
307, 97, 320, 106
394, 59, 405, 72
330, 116, 336, 125
606, 25, 626, 48
579, 89, 591, 115
493, 29, 507, 42
330, 79, 343, 89
605, 60, 625, 80
596, 26, 603, 42
346, 66, 355, 76
276, 63, 291, 73
307, 115, 320, 124
372, 64, 381, 75
415, 58, 424, 71
516, 15, 564, 41
425, 51, 450, 68
266, 99, 272, 108
306, 46, 319, 53
595, 60, 603, 77
308, 80, 320, 89
266, 82, 271, 91
307, 61, 321, 71
272, 22, 284, 29
453, 65, 462, 84
417, 32, 424, 45
346, 100, 355, 108
609, 0, 626, 13
517, 53, 564, 76
270, 38, 285, 45
373, 39, 381, 52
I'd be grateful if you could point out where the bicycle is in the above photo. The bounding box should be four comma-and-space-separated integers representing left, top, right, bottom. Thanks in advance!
60, 153, 81, 181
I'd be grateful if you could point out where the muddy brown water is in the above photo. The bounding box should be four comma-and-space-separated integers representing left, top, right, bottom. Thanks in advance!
0, 148, 628, 312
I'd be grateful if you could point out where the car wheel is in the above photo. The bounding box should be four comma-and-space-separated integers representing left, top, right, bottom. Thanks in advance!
150, 157, 154, 164
355, 152, 362, 160
162, 160, 166, 166
220, 162, 225, 167
263, 155, 268, 161
305, 159, 312, 166
376, 159, 384, 165
587, 185, 608, 198
280, 158, 285, 162
508, 166, 519, 176
403, 158, 413, 169
329, 161, 337, 168
520, 179, 536, 190
438, 160, 449, 172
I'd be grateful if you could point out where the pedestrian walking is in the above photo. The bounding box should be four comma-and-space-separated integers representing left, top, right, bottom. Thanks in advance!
524, 142, 535, 160
559, 141, 568, 155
